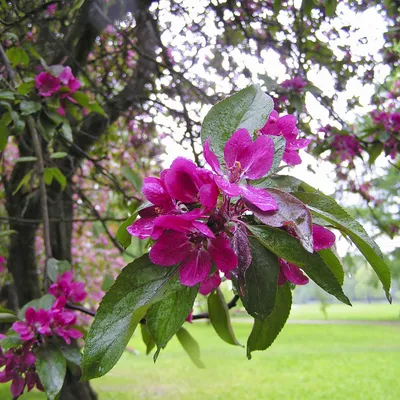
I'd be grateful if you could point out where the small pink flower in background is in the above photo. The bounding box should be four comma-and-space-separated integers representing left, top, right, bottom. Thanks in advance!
59, 66, 81, 94
35, 72, 60, 97
0, 256, 6, 273
280, 76, 307, 92
12, 308, 52, 341
199, 271, 221, 295
260, 110, 310, 165
48, 270, 87, 303
45, 3, 57, 17
204, 129, 278, 212
331, 134, 361, 163
278, 225, 336, 286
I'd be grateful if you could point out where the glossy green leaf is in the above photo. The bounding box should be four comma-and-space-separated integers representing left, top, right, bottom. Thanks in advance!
147, 284, 197, 350
117, 213, 138, 249
36, 344, 67, 400
58, 343, 82, 366
293, 192, 391, 300
201, 84, 273, 158
0, 313, 18, 323
82, 255, 179, 379
319, 249, 345, 285
176, 327, 205, 369
269, 136, 286, 174
50, 152, 68, 159
20, 100, 42, 115
47, 258, 71, 282
208, 288, 241, 346
248, 225, 351, 305
0, 331, 23, 351
236, 237, 279, 320
246, 283, 292, 359
140, 323, 156, 355
61, 121, 73, 142
0, 90, 15, 100
44, 168, 54, 185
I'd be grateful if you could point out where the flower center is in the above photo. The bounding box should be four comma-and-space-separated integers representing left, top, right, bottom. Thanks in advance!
228, 161, 242, 183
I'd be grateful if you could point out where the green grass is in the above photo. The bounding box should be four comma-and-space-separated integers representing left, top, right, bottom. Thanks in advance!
12, 317, 400, 400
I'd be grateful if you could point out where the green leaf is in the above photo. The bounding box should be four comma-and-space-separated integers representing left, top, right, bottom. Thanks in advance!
71, 92, 91, 108
13, 170, 33, 195
38, 112, 58, 141
176, 327, 205, 369
201, 84, 273, 158
0, 313, 19, 323
44, 109, 65, 125
208, 288, 241, 346
248, 225, 351, 305
82, 254, 179, 379
0, 121, 8, 151
0, 229, 17, 237
6, 47, 29, 67
246, 283, 292, 359
44, 168, 54, 185
117, 213, 138, 249
122, 166, 143, 192
18, 299, 40, 319
50, 152, 68, 159
293, 192, 391, 300
140, 323, 156, 355
58, 343, 82, 366
20, 100, 42, 115
236, 237, 279, 320
101, 274, 114, 291
319, 249, 345, 285
147, 284, 198, 350
269, 136, 286, 174
324, 0, 338, 17
249, 188, 313, 252
18, 81, 35, 95
47, 258, 71, 282
368, 142, 383, 166
301, 0, 315, 16
61, 121, 73, 142
0, 331, 23, 351
36, 344, 67, 400
0, 90, 15, 100
253, 175, 303, 192
38, 294, 56, 310
0, 305, 16, 315
15, 156, 38, 162
51, 167, 67, 190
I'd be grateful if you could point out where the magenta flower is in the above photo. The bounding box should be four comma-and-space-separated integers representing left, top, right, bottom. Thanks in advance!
59, 66, 81, 94
199, 271, 221, 295
149, 215, 237, 286
12, 308, 52, 341
163, 157, 219, 209
331, 134, 361, 163
186, 309, 193, 323
204, 129, 278, 212
279, 225, 336, 286
45, 3, 57, 17
50, 298, 82, 344
280, 76, 307, 92
48, 271, 87, 303
35, 72, 60, 97
0, 255, 5, 273
127, 174, 177, 239
260, 110, 310, 165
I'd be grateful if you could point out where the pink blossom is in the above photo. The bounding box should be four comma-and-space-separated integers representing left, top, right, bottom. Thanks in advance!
59, 66, 81, 94
204, 129, 278, 212
45, 3, 57, 17
12, 308, 52, 341
331, 134, 361, 163
279, 225, 335, 286
35, 72, 60, 97
199, 271, 221, 295
0, 256, 5, 273
48, 270, 87, 303
280, 76, 307, 92
260, 110, 310, 165
149, 216, 237, 286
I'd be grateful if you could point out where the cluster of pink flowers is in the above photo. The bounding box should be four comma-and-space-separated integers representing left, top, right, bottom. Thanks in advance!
330, 134, 362, 165
35, 66, 81, 116
280, 76, 307, 92
371, 110, 400, 159
0, 271, 86, 397
127, 117, 322, 293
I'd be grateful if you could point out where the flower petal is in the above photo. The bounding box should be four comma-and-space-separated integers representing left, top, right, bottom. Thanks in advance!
208, 236, 238, 274
214, 176, 241, 196
204, 139, 222, 174
179, 248, 211, 286
282, 150, 302, 166
240, 185, 278, 212
199, 272, 221, 295
279, 259, 309, 285
313, 225, 336, 251
224, 129, 252, 170
11, 375, 25, 398
243, 135, 274, 180
127, 217, 155, 239
150, 231, 192, 266
142, 177, 173, 210
198, 182, 219, 208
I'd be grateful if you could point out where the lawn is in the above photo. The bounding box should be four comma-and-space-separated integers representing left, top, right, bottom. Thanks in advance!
11, 311, 400, 400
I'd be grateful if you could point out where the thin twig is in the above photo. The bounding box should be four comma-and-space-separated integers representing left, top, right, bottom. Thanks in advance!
66, 302, 96, 317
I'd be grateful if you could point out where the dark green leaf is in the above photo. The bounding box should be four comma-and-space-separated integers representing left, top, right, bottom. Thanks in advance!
82, 255, 179, 379
324, 0, 338, 17
61, 121, 73, 142
236, 237, 279, 320
44, 109, 65, 125
38, 112, 57, 141
36, 344, 67, 400
293, 192, 391, 300
101, 274, 114, 291
0, 90, 15, 100
18, 81, 35, 95
0, 306, 16, 315
147, 284, 198, 349
301, 0, 316, 15
47, 258, 71, 282
253, 175, 303, 192
368, 142, 383, 166
58, 343, 81, 366
231, 225, 252, 295
248, 225, 351, 305
246, 283, 292, 359
201, 84, 273, 158
248, 188, 313, 252
20, 100, 42, 115
176, 327, 205, 369
318, 249, 345, 285
208, 288, 241, 346
269, 136, 286, 174
0, 121, 8, 151
140, 323, 156, 355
